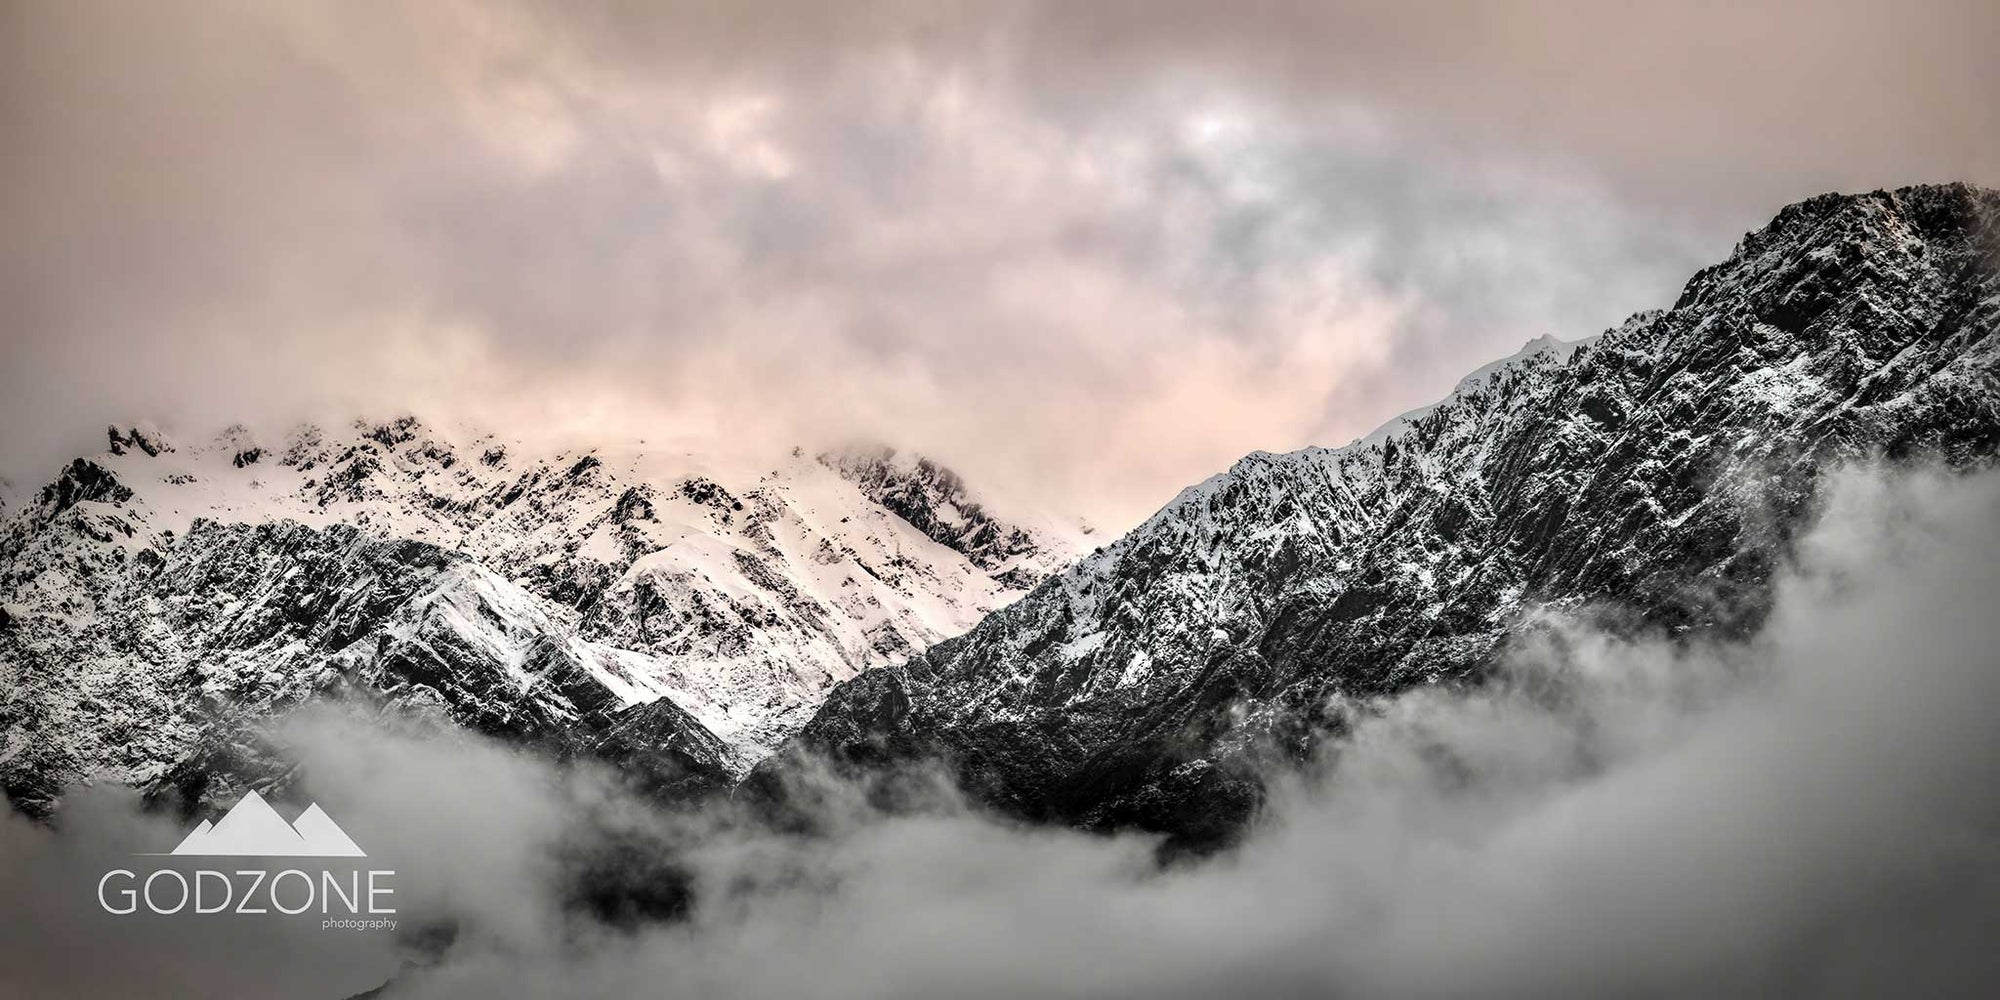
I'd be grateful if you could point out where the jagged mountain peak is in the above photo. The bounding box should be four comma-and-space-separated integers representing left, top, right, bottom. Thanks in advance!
817, 443, 1088, 590
1737, 183, 1996, 256
105, 421, 175, 458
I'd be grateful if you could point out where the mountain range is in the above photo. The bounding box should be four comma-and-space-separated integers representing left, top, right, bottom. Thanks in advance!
3, 183, 1996, 848
754, 182, 2000, 847
0, 424, 1086, 815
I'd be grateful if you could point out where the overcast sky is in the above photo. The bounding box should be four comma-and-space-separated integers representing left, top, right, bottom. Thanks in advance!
4, 0, 1995, 526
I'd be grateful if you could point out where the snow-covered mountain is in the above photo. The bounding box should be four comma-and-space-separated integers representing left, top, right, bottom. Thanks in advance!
760, 183, 2000, 847
0, 422, 1087, 815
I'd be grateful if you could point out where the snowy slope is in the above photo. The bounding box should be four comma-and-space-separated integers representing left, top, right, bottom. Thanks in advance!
0, 422, 1084, 814
763, 183, 2000, 848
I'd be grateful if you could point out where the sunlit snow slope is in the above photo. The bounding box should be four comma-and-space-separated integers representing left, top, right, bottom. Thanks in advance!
0, 421, 1086, 813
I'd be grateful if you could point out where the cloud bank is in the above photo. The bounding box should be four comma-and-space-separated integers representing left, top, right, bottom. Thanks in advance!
7, 2, 1992, 523
6, 463, 1997, 998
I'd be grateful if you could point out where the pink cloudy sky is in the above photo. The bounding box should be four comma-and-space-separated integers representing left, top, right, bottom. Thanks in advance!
3, 0, 1994, 526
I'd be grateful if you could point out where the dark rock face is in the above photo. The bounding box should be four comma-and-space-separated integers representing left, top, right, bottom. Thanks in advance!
586, 697, 739, 801
106, 424, 171, 458
32, 460, 134, 520
760, 184, 2000, 848
821, 446, 1057, 588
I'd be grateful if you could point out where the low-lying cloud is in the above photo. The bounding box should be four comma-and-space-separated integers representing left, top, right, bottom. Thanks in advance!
6, 463, 1998, 999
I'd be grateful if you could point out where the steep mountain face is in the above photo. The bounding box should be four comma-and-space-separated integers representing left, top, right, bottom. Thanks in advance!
763, 183, 2000, 847
820, 446, 1083, 590
0, 423, 1083, 815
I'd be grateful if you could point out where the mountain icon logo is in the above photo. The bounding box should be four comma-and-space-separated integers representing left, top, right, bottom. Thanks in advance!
156, 791, 367, 857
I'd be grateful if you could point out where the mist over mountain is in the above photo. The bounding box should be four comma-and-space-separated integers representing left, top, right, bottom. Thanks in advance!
758, 182, 2000, 848
2, 183, 1997, 1000
7, 0, 2000, 994
5, 184, 1996, 830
